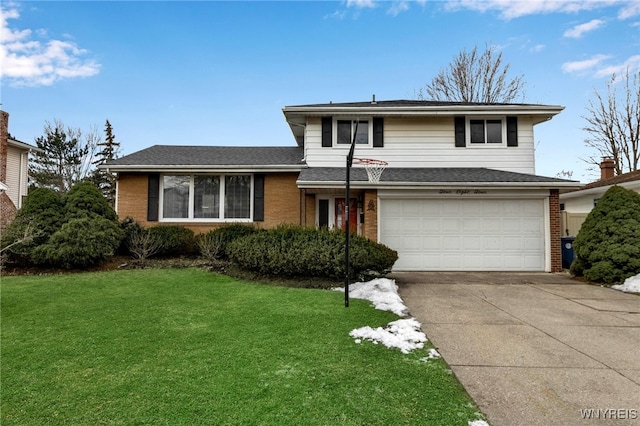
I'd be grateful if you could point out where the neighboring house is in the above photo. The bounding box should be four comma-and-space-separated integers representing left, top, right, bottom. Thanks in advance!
105, 99, 579, 272
0, 111, 41, 231
560, 158, 640, 237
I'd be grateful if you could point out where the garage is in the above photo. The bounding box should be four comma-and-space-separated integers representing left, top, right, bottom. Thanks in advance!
379, 197, 546, 271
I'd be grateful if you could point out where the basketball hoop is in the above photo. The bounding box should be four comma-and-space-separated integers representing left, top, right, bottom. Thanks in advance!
353, 158, 388, 183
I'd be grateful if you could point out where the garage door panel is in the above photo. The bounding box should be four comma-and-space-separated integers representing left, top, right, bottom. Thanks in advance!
380, 198, 545, 271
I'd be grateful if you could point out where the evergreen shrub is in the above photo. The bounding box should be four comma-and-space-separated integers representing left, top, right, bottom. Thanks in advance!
197, 224, 259, 260
32, 217, 124, 269
228, 225, 397, 280
64, 181, 117, 220
148, 225, 195, 256
1, 188, 65, 263
570, 185, 640, 283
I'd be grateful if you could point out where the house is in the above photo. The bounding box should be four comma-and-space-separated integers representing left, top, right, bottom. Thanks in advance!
0, 111, 41, 231
560, 158, 640, 237
105, 99, 580, 272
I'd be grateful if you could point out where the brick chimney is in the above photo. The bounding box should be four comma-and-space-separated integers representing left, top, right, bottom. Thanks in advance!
600, 158, 615, 180
0, 110, 8, 184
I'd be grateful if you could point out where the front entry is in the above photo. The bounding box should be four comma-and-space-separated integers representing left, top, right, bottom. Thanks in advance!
335, 198, 358, 233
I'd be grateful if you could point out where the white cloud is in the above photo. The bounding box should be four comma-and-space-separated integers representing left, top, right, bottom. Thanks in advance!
0, 4, 100, 87
562, 54, 611, 73
346, 0, 377, 9
387, 1, 410, 16
594, 54, 640, 77
563, 19, 605, 38
618, 1, 640, 19
445, 0, 638, 20
530, 44, 545, 53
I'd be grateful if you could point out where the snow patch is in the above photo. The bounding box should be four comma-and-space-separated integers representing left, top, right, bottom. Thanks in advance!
420, 348, 441, 361
350, 318, 427, 354
335, 278, 408, 317
612, 273, 640, 293
468, 421, 490, 426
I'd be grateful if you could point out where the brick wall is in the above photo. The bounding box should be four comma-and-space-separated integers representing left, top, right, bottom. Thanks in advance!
115, 172, 302, 234
549, 189, 562, 272
0, 110, 7, 183
362, 190, 378, 241
0, 110, 16, 232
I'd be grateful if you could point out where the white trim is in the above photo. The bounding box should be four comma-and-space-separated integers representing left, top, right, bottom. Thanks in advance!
466, 116, 507, 147
333, 117, 373, 147
544, 197, 551, 272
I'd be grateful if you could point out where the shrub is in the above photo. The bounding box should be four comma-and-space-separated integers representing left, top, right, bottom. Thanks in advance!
571, 185, 640, 283
1, 188, 65, 263
228, 225, 397, 280
32, 217, 124, 269
197, 224, 259, 260
148, 225, 195, 257
128, 227, 164, 263
64, 181, 117, 221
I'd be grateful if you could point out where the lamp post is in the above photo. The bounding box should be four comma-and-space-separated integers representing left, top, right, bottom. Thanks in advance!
344, 121, 358, 308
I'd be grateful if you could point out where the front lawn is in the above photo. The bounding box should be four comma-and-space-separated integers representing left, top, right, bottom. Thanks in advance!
1, 269, 484, 425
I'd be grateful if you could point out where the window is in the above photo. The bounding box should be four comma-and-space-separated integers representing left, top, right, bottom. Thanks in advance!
336, 119, 369, 144
161, 174, 252, 221
470, 119, 503, 144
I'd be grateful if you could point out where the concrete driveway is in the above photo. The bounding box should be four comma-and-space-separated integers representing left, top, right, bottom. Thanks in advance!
392, 272, 640, 426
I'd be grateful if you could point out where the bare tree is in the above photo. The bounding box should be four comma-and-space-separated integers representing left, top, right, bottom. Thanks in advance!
418, 44, 526, 103
30, 119, 100, 192
582, 68, 640, 175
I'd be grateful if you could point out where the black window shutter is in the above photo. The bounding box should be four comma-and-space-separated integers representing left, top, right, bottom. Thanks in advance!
253, 174, 264, 222
454, 116, 466, 147
507, 116, 518, 147
373, 117, 384, 147
321, 117, 332, 147
147, 173, 160, 221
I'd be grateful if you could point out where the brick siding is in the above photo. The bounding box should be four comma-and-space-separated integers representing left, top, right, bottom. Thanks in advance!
115, 172, 302, 234
549, 189, 562, 272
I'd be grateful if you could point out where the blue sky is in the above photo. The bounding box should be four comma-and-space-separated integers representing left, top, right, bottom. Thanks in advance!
1, 0, 639, 182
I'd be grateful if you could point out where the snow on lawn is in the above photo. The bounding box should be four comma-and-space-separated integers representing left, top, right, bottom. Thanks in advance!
338, 279, 490, 426
335, 278, 426, 354
612, 273, 640, 293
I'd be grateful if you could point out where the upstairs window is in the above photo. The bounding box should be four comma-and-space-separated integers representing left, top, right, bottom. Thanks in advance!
455, 116, 518, 148
337, 119, 369, 144
470, 119, 503, 144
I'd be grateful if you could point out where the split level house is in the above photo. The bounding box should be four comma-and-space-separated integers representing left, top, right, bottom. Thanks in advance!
105, 99, 580, 272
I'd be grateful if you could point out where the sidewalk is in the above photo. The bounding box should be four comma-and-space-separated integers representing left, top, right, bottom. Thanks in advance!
393, 272, 640, 426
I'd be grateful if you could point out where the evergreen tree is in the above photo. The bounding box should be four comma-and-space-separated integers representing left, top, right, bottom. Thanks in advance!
30, 120, 99, 192
91, 119, 121, 206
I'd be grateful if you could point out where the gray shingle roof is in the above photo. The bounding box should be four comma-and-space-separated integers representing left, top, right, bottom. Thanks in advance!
286, 100, 550, 108
107, 145, 305, 167
298, 167, 577, 185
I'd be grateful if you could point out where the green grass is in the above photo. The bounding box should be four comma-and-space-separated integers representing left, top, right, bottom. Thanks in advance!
1, 269, 484, 425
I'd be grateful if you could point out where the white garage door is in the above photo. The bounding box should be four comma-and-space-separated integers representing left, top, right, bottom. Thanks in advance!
380, 198, 545, 271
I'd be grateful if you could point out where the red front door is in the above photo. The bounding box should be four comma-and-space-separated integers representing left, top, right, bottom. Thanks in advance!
335, 198, 358, 233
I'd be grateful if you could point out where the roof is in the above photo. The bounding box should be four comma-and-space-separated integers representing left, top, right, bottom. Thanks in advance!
8, 138, 42, 152
577, 170, 640, 191
560, 169, 640, 198
104, 145, 305, 171
297, 167, 579, 188
286, 99, 562, 109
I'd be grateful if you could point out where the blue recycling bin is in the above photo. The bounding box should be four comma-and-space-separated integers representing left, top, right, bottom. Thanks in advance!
561, 237, 576, 269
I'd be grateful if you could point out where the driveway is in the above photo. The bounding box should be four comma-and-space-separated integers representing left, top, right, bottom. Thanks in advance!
392, 272, 640, 426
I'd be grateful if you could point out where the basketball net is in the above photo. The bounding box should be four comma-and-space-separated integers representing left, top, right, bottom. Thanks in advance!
353, 158, 388, 183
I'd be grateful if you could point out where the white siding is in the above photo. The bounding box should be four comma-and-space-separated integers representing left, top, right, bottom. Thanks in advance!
304, 116, 537, 174
5, 146, 29, 209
